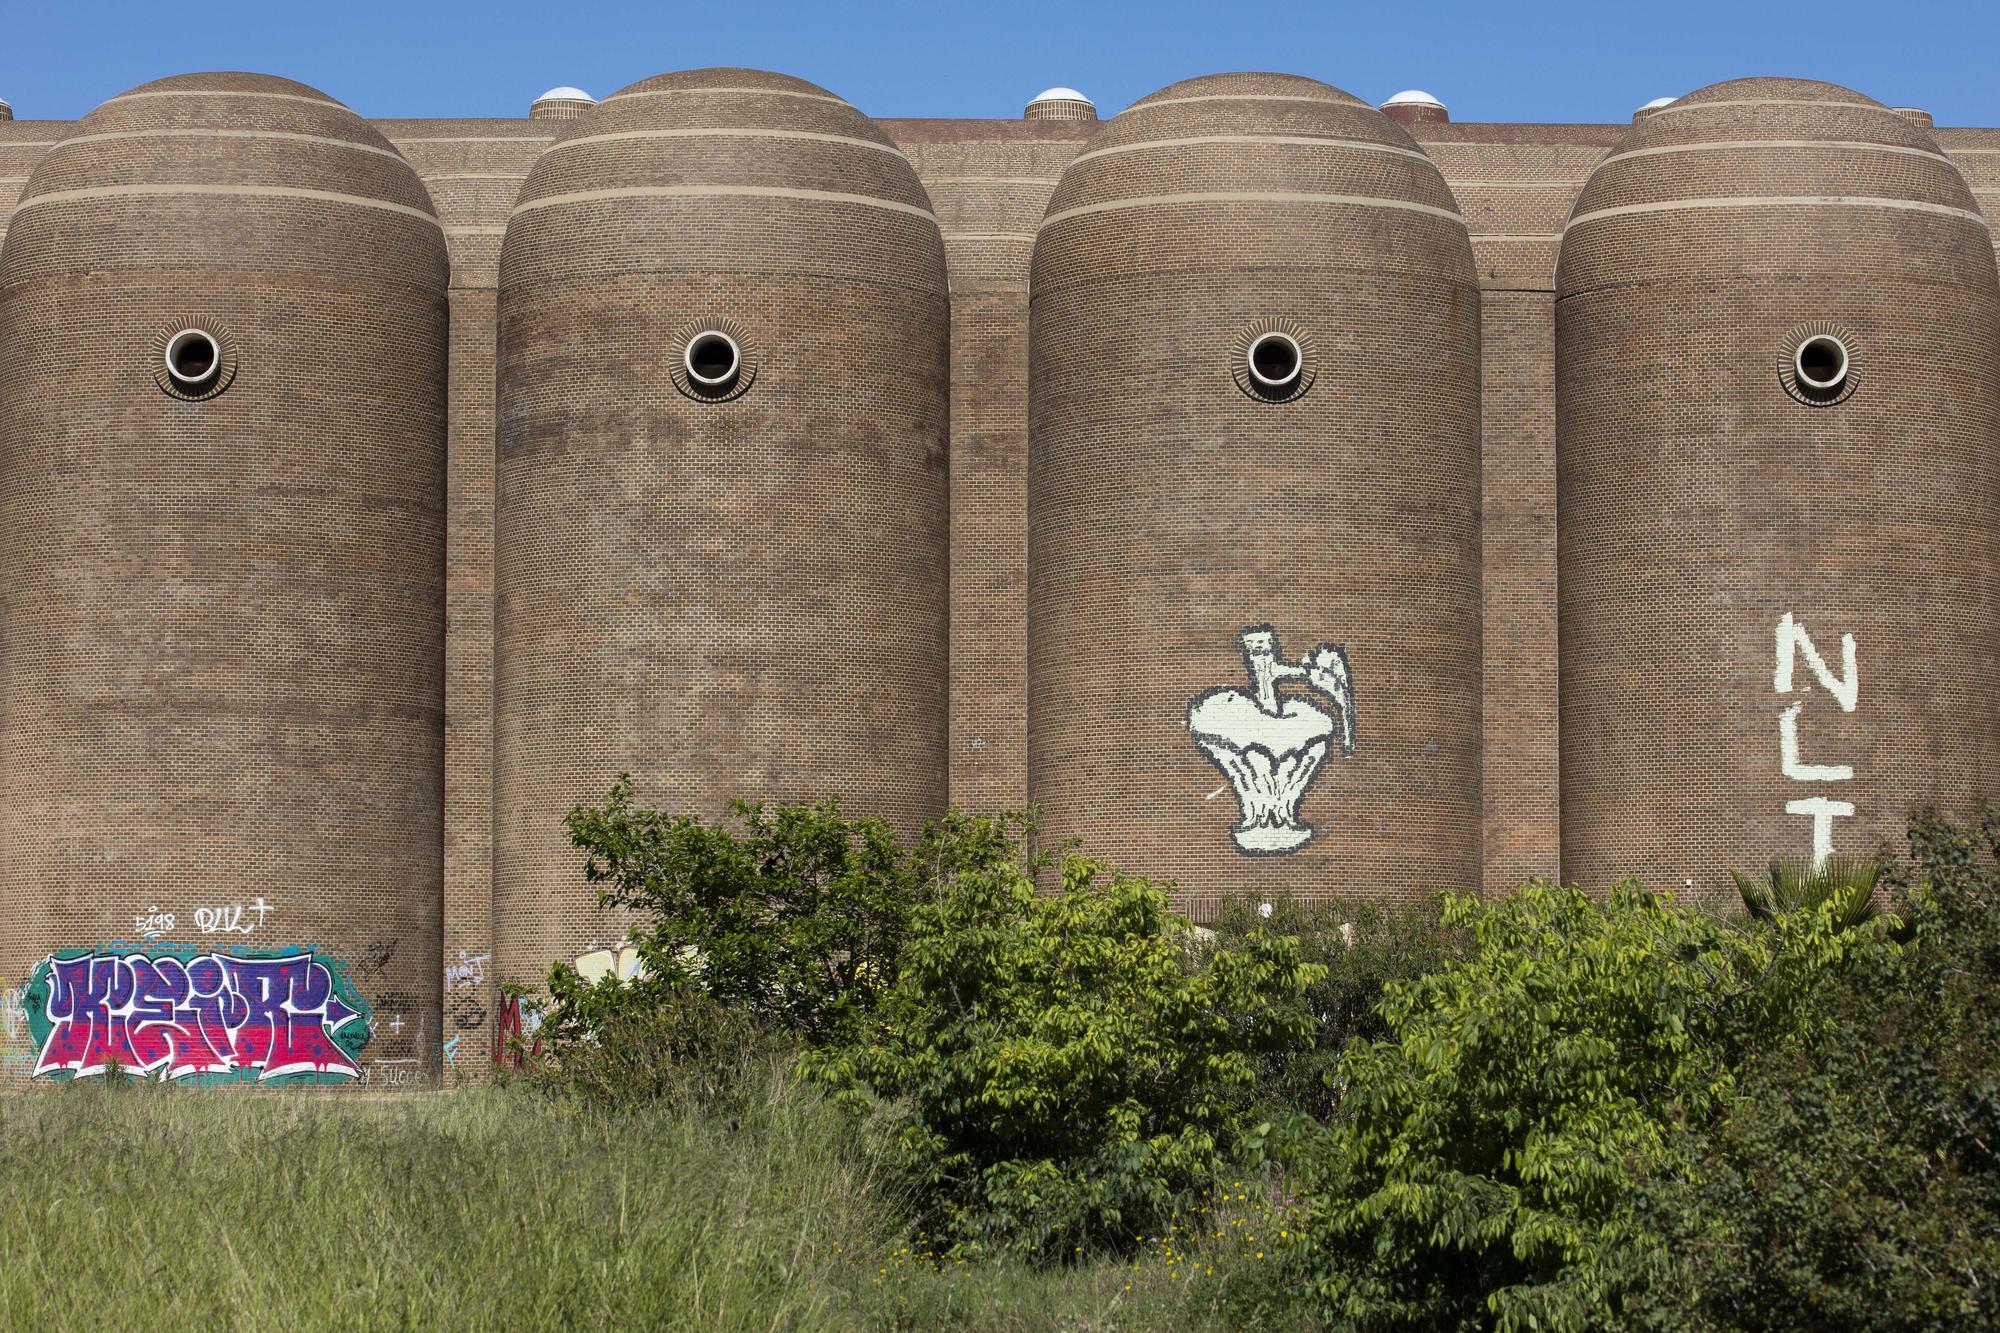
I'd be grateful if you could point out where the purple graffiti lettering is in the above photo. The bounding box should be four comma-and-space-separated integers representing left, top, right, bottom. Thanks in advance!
31, 950, 369, 1083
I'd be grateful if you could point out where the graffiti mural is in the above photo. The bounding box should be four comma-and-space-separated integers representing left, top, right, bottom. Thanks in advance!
1774, 612, 1859, 868
23, 946, 373, 1084
1188, 624, 1356, 855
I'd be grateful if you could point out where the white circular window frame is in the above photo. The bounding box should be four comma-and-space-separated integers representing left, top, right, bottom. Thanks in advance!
683, 331, 742, 389
163, 328, 222, 389
1246, 331, 1303, 390
1793, 335, 1850, 393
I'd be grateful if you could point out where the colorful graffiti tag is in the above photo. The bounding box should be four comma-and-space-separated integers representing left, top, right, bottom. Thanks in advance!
23, 946, 373, 1084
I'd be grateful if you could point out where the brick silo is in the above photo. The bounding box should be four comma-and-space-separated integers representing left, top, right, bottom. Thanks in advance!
1027, 72, 1483, 918
1555, 77, 2000, 895
493, 69, 950, 987
0, 73, 448, 1083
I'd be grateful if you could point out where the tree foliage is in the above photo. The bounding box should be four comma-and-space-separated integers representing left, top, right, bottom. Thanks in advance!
1207, 893, 1467, 1122
553, 776, 936, 1049
1290, 880, 1869, 1331
1633, 811, 2000, 1330
812, 848, 1325, 1259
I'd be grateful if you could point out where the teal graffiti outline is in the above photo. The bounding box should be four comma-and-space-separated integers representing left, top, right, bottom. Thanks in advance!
22, 941, 375, 1086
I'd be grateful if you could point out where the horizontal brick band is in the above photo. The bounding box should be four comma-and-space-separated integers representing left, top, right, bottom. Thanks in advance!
386, 136, 555, 145
924, 176, 1060, 186
1124, 93, 1367, 112
57, 127, 408, 160
14, 182, 441, 224
510, 183, 936, 222
1069, 134, 1433, 167
542, 126, 905, 158
1646, 98, 1892, 117
1040, 189, 1466, 230
1597, 138, 1954, 169
1565, 193, 1988, 231
100, 88, 345, 110
604, 86, 850, 107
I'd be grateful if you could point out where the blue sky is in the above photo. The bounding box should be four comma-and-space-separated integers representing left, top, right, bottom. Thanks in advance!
4, 0, 1995, 126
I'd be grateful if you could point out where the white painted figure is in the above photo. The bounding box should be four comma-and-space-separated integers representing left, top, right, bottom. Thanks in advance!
1187, 625, 1356, 855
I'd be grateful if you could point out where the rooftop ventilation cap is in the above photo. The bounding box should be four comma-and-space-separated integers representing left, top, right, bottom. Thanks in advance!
1026, 87, 1097, 121
530, 86, 597, 120
1380, 89, 1448, 125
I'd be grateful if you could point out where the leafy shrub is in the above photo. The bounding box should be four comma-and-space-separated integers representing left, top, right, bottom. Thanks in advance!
557, 776, 945, 1050
528, 979, 765, 1110
1208, 893, 1466, 1121
1288, 880, 1867, 1331
813, 845, 1324, 1260
1633, 812, 2000, 1331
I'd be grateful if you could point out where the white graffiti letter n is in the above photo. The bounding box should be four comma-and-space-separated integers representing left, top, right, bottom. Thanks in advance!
1774, 612, 1858, 712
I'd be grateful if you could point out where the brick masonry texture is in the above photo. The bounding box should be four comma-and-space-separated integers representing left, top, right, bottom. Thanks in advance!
0, 74, 450, 1074
4, 66, 1999, 1084
1556, 77, 2000, 897
492, 69, 951, 996
1028, 73, 1483, 917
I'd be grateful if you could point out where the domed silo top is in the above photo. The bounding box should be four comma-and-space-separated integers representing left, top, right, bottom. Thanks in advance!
1560, 77, 1989, 299
502, 67, 943, 294
1026, 87, 1096, 121
1035, 71, 1472, 293
3, 72, 443, 289
530, 86, 596, 119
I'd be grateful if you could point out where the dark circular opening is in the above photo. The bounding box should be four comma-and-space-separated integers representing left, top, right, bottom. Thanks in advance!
1796, 336, 1848, 392
165, 330, 220, 386
685, 332, 740, 389
1248, 333, 1301, 391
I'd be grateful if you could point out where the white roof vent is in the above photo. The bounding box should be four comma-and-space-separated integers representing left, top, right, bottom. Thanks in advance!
1380, 90, 1448, 126
1026, 87, 1097, 122
1634, 96, 1678, 121
530, 86, 597, 121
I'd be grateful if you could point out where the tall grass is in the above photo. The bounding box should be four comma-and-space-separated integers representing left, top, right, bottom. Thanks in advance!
0, 1067, 1291, 1331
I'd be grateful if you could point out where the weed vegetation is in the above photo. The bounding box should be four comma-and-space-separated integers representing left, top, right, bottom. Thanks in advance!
4, 790, 1998, 1330
0, 1060, 1283, 1330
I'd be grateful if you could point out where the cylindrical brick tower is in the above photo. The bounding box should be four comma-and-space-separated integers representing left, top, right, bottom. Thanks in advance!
1027, 71, 1483, 918
0, 73, 449, 1084
494, 68, 950, 986
1555, 77, 2000, 895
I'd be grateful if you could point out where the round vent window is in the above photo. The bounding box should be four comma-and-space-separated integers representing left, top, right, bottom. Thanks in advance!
672, 319, 756, 402
1794, 336, 1848, 393
1247, 332, 1302, 391
684, 331, 741, 390
1231, 320, 1315, 404
152, 320, 238, 401
165, 329, 221, 388
1780, 324, 1859, 406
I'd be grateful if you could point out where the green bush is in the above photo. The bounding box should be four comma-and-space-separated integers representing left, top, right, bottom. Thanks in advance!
1288, 880, 1868, 1331
813, 845, 1324, 1260
1208, 893, 1466, 1121
555, 776, 953, 1050
1632, 812, 2000, 1331
528, 978, 766, 1110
